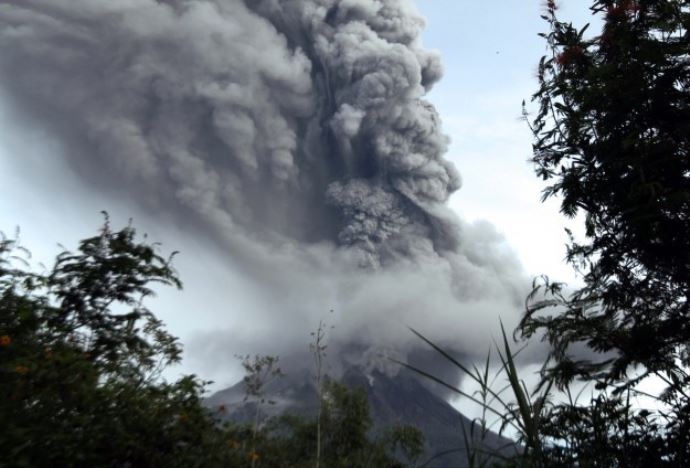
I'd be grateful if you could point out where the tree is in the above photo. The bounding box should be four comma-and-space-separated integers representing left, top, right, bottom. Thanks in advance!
309, 317, 332, 468
236, 353, 284, 467
0, 218, 238, 467
519, 0, 690, 464
523, 0, 689, 394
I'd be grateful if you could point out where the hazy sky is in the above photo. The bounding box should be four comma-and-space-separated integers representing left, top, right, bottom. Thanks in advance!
0, 0, 597, 390
418, 0, 593, 283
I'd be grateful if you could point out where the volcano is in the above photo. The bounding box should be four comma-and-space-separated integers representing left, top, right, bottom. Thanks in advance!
206, 365, 517, 467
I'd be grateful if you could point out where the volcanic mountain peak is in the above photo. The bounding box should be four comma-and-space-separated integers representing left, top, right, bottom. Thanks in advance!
206, 364, 517, 467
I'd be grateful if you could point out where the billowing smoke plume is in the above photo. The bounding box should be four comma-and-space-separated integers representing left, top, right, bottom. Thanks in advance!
0, 0, 528, 386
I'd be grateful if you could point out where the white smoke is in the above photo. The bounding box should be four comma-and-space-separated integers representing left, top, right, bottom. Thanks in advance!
0, 0, 530, 383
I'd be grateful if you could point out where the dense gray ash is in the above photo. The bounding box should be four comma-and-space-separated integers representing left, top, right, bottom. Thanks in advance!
0, 0, 529, 387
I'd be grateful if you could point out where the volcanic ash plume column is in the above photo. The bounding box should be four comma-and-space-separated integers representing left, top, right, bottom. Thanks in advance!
0, 0, 462, 265
0, 0, 527, 373
263, 0, 463, 266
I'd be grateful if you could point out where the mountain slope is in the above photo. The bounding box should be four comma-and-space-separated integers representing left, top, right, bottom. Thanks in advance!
206, 366, 517, 467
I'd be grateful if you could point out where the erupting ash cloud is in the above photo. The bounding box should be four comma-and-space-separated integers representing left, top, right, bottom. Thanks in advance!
0, 0, 529, 384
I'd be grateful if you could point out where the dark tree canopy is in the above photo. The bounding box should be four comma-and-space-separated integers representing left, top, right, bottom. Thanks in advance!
0, 219, 235, 467
517, 1, 690, 465
523, 0, 690, 389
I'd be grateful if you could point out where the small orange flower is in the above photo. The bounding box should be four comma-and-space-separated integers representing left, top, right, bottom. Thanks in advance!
247, 451, 259, 462
15, 365, 28, 375
228, 440, 240, 449
556, 46, 584, 67
0, 335, 11, 347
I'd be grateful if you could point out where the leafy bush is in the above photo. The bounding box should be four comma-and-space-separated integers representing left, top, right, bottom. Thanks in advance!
0, 218, 240, 467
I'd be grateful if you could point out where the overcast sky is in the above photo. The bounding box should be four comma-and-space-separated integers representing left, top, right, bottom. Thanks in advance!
0, 1, 597, 391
